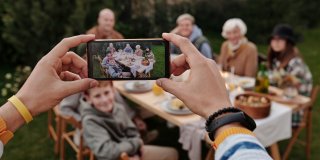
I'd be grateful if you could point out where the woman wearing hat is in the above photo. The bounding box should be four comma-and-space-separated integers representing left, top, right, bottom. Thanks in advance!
267, 24, 313, 96
267, 24, 313, 127
218, 18, 258, 77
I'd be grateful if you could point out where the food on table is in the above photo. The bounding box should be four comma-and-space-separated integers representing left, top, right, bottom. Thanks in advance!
171, 98, 186, 110
141, 58, 150, 66
235, 93, 271, 119
133, 81, 148, 89
152, 83, 164, 96
237, 95, 269, 107
239, 80, 250, 86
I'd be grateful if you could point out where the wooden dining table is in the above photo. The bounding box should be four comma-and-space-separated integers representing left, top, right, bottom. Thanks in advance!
114, 81, 202, 127
114, 80, 311, 160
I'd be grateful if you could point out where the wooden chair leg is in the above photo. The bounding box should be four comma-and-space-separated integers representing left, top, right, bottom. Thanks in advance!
269, 143, 281, 160
205, 148, 214, 160
60, 120, 66, 160
48, 110, 53, 137
306, 110, 312, 160
282, 127, 304, 160
78, 131, 83, 160
89, 151, 95, 160
54, 115, 61, 155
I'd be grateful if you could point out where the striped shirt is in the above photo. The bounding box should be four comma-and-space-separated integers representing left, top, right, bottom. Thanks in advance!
215, 134, 272, 160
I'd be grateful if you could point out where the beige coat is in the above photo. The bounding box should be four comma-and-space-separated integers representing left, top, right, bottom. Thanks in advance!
218, 41, 258, 77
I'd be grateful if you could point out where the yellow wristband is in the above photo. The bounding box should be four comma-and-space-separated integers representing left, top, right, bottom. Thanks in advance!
8, 95, 33, 124
212, 127, 254, 149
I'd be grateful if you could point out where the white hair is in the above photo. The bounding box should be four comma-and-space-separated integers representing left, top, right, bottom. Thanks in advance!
99, 8, 114, 18
176, 13, 195, 24
221, 18, 247, 38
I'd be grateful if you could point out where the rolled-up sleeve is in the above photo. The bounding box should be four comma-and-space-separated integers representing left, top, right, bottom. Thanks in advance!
215, 134, 272, 160
0, 141, 3, 158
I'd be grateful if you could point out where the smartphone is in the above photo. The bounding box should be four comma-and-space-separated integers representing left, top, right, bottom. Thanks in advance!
87, 39, 170, 80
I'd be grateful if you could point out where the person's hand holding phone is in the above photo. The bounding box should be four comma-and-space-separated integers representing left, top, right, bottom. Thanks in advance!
156, 33, 232, 119
0, 35, 99, 132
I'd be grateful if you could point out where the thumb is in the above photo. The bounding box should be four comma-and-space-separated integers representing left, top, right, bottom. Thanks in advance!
63, 78, 99, 96
156, 78, 181, 96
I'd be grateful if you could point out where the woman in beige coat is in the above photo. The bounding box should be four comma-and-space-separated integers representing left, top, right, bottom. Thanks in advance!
218, 18, 258, 77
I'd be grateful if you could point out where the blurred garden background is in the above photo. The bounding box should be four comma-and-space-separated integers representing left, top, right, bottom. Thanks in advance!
1, 0, 320, 159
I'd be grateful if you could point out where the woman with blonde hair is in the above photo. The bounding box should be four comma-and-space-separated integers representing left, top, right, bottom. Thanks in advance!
218, 18, 258, 77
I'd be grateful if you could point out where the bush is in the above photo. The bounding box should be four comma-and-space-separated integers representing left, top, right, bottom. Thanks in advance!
1, 0, 114, 66
1, 0, 319, 66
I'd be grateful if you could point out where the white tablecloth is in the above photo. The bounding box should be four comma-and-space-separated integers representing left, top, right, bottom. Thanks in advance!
254, 102, 292, 147
228, 89, 292, 147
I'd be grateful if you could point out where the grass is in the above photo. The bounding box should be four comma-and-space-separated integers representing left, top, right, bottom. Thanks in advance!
150, 45, 166, 77
1, 27, 320, 160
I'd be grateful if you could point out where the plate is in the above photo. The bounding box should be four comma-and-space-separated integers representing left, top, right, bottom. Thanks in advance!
161, 100, 193, 115
124, 81, 152, 93
236, 77, 255, 89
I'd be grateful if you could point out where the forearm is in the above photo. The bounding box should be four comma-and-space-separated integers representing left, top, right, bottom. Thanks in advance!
0, 90, 40, 133
0, 102, 24, 132
207, 113, 271, 159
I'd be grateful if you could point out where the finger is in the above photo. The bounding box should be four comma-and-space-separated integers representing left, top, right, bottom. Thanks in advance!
59, 71, 81, 81
170, 54, 190, 76
48, 34, 95, 58
62, 78, 98, 96
156, 78, 182, 96
162, 33, 203, 63
61, 52, 88, 78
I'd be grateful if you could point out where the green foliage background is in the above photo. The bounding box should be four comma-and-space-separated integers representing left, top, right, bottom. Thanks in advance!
1, 0, 320, 66
1, 0, 320, 160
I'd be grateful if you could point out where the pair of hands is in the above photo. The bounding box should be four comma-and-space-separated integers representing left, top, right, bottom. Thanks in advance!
133, 116, 147, 131
10, 33, 231, 131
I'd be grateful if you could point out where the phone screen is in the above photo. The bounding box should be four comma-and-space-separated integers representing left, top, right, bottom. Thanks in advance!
87, 39, 170, 80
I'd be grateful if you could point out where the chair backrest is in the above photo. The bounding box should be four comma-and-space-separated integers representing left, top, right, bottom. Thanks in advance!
62, 115, 82, 129
297, 85, 319, 127
310, 85, 319, 106
298, 85, 319, 111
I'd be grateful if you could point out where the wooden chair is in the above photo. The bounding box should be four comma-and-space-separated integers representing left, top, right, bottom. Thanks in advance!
60, 115, 95, 160
48, 105, 62, 155
59, 114, 129, 160
205, 148, 214, 160
282, 85, 319, 160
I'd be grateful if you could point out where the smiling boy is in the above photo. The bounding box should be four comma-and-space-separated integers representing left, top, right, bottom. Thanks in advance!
80, 81, 178, 160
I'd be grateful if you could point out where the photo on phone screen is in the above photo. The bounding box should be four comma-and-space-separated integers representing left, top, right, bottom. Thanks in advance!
87, 39, 170, 80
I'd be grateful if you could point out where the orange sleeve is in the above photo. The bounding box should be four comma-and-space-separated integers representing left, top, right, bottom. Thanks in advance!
0, 117, 13, 145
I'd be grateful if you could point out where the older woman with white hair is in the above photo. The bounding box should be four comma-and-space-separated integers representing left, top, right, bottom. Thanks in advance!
218, 18, 258, 77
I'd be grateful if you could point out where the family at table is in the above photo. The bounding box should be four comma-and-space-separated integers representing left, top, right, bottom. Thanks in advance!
100, 43, 156, 78
88, 11, 314, 160
58, 10, 312, 160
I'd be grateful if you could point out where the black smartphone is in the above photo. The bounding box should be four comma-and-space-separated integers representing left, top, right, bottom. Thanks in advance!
87, 39, 170, 80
